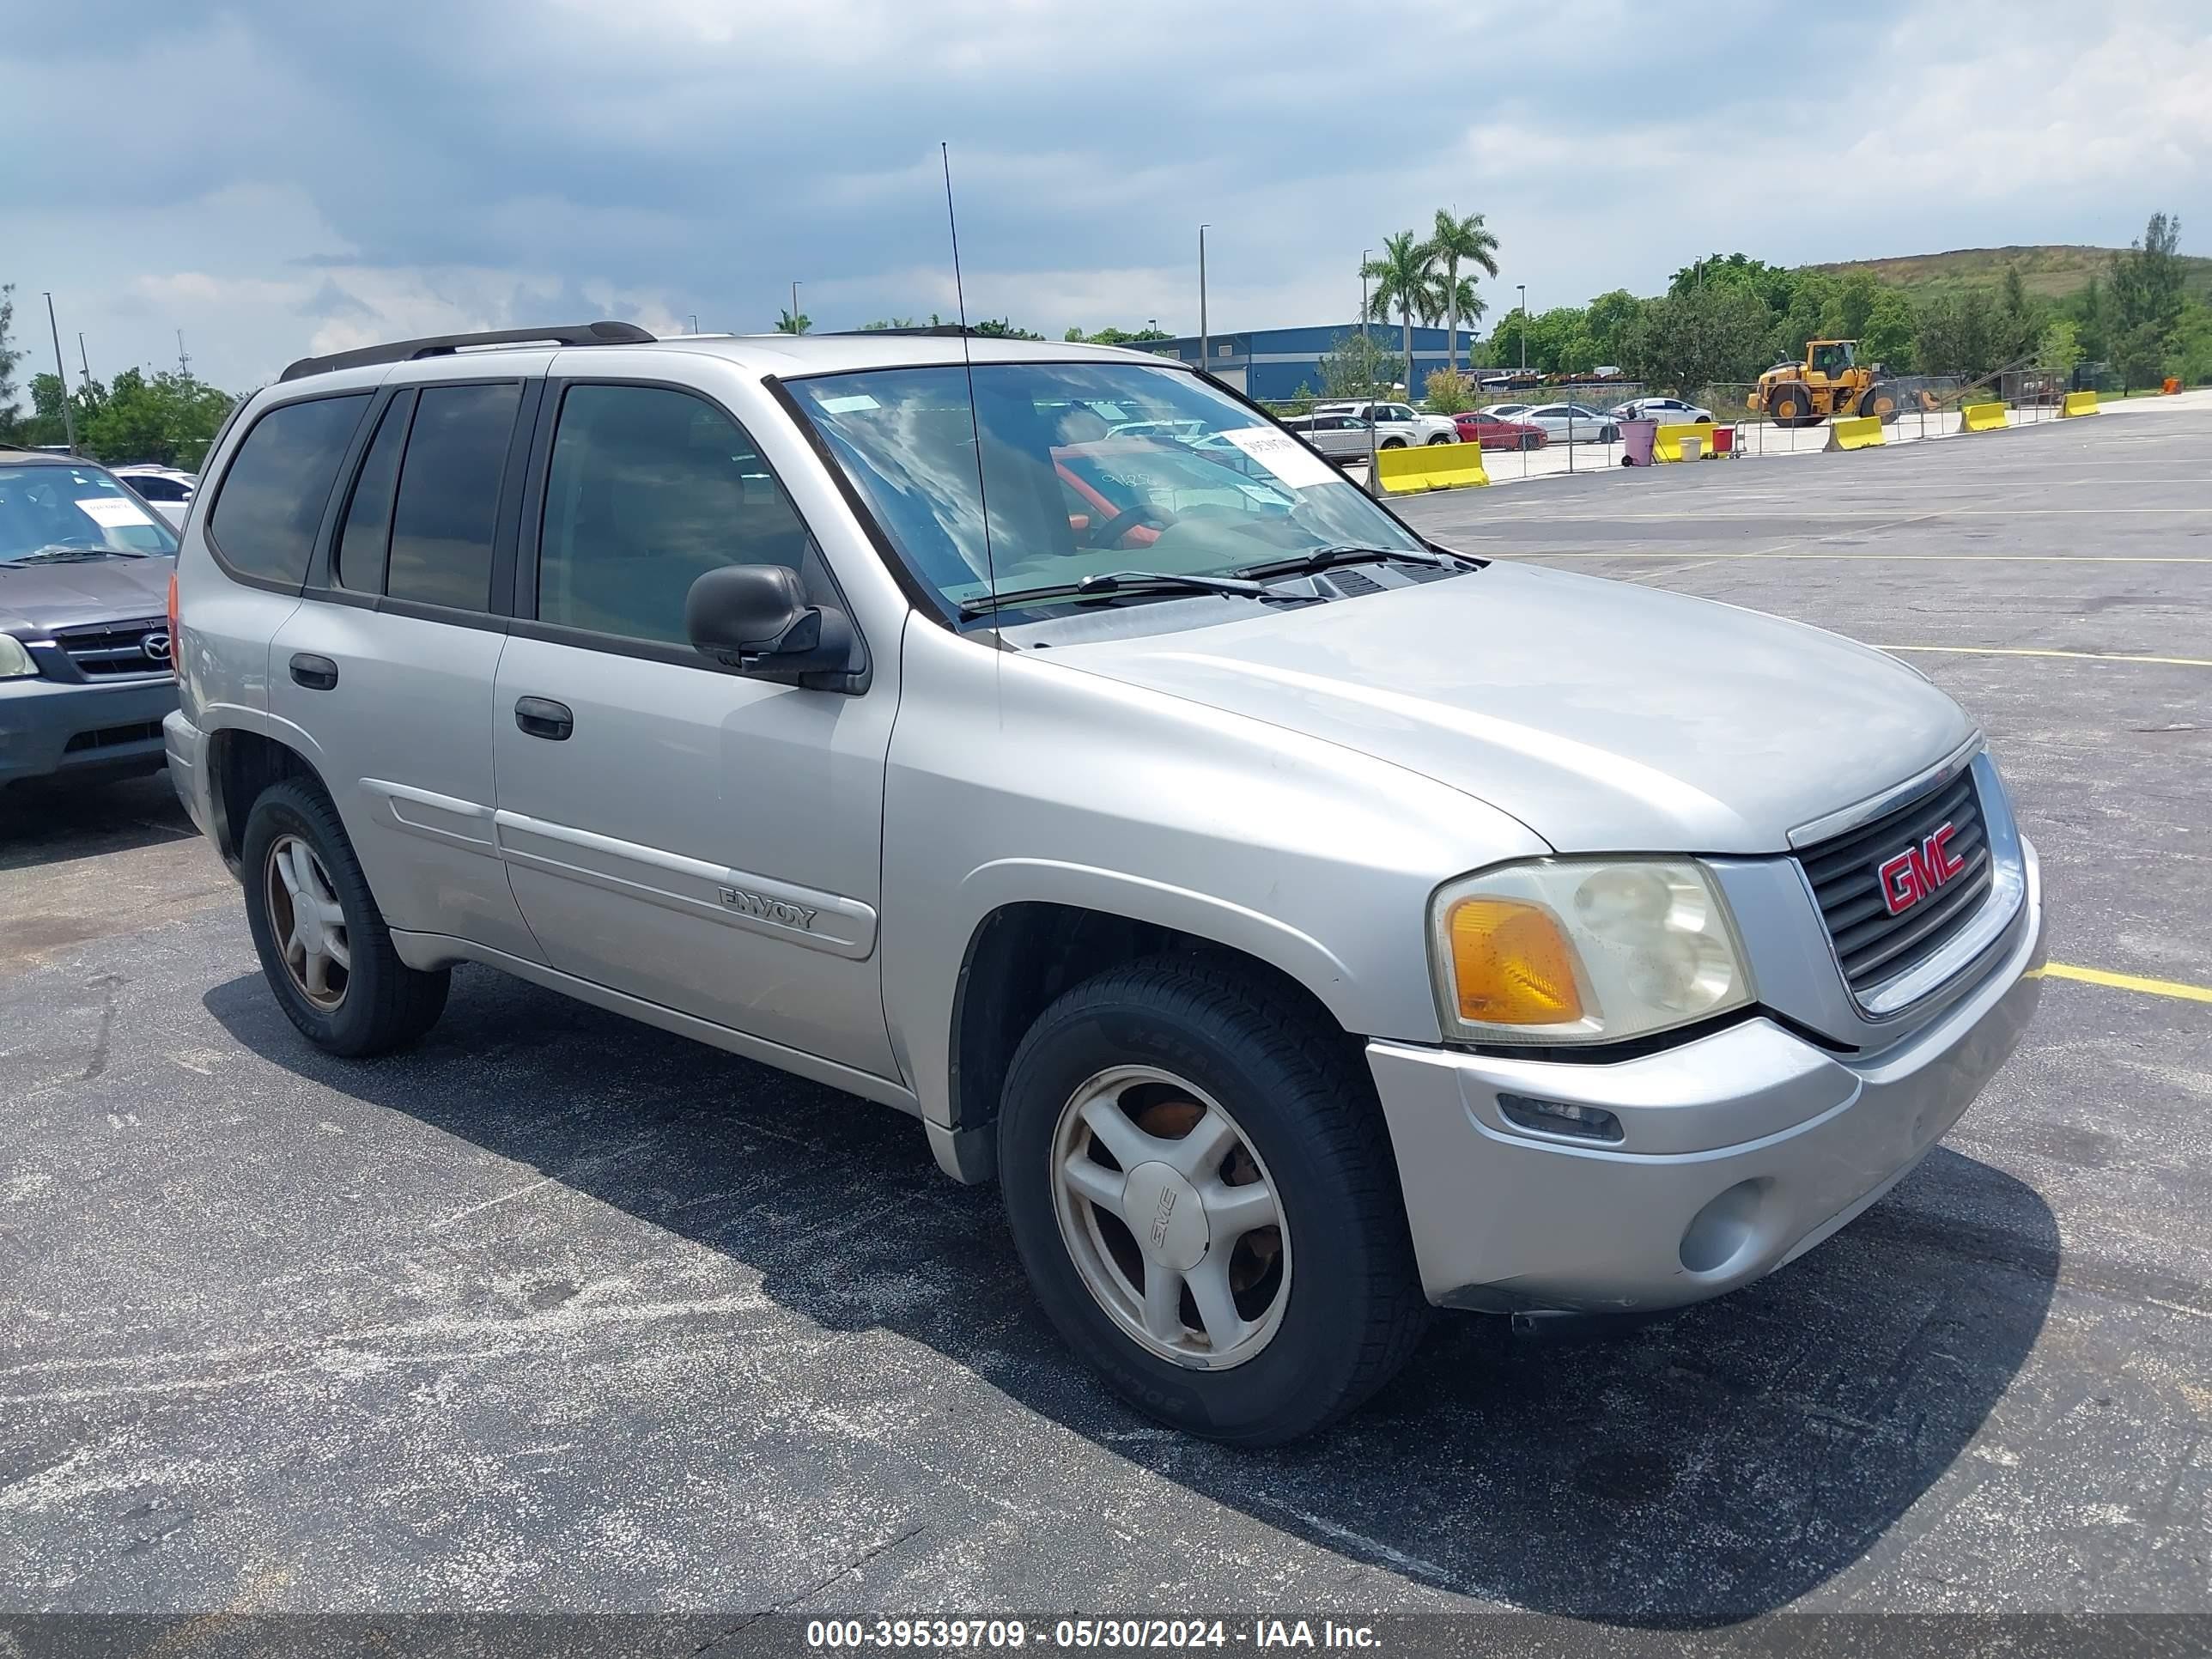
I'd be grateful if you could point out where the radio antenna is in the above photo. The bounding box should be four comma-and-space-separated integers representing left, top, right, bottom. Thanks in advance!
941, 141, 998, 618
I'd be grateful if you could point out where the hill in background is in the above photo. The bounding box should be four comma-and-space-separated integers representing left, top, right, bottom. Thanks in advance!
1810, 244, 2212, 302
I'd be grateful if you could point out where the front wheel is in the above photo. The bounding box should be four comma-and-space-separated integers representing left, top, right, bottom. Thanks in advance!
998, 958, 1429, 1444
1427, 433, 1454, 445
1378, 437, 1407, 449
241, 779, 450, 1056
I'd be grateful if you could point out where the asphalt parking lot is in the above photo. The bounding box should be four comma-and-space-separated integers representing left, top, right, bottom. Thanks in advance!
3, 404, 2208, 1629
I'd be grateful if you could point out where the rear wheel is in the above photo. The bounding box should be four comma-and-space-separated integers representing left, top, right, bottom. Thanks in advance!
998, 957, 1429, 1444
1770, 383, 1816, 428
241, 779, 449, 1056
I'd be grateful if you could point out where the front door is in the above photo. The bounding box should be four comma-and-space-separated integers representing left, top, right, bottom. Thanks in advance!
489, 380, 899, 1080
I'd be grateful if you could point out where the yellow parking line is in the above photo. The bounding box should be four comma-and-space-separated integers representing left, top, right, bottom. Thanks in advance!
2033, 963, 2212, 1005
1881, 645, 2212, 668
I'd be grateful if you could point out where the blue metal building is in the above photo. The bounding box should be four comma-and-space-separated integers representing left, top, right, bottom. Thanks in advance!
1132, 324, 1481, 402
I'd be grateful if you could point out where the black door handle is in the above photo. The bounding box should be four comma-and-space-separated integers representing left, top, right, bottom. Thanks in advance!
289, 653, 338, 690
514, 696, 574, 741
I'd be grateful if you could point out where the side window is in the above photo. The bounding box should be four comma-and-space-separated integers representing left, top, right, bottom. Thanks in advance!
535, 383, 817, 647
333, 392, 412, 593
385, 382, 522, 611
208, 394, 370, 587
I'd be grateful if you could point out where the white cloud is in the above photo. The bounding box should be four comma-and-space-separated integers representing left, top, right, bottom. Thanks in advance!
1, 0, 2203, 393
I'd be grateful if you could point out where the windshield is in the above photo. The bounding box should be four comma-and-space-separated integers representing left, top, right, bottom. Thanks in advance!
787, 362, 1426, 620
0, 463, 179, 562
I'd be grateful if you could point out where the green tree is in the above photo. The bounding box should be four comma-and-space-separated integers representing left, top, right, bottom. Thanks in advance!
2110, 211, 2185, 341
1064, 325, 1173, 344
1425, 209, 1499, 371
1421, 367, 1478, 414
2036, 317, 2084, 369
774, 308, 811, 334
20, 370, 105, 452
2062, 276, 2109, 361
1582, 289, 1641, 367
2114, 323, 2166, 391
1317, 330, 1395, 400
1994, 266, 2045, 364
1618, 285, 1774, 396
76, 368, 234, 467
969, 318, 1044, 339
0, 284, 22, 440
2168, 300, 2212, 386
1913, 290, 2003, 377
1858, 287, 1916, 370
1362, 231, 1431, 397
858, 317, 918, 331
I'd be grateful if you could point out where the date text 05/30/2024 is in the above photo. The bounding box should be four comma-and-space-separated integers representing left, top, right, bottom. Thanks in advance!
805, 1620, 1382, 1650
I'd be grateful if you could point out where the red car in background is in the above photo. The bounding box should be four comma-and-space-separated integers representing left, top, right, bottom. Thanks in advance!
1452, 410, 1549, 451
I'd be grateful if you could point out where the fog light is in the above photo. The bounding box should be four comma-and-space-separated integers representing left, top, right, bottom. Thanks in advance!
1498, 1092, 1625, 1144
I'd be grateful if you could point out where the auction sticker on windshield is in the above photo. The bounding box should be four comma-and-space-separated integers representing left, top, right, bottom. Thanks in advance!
78, 495, 156, 529
1218, 426, 1341, 490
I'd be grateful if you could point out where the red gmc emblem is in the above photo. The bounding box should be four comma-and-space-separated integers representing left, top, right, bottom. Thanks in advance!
1877, 822, 1967, 916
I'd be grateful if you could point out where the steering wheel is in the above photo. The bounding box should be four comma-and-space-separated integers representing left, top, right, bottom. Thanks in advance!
1085, 503, 1172, 547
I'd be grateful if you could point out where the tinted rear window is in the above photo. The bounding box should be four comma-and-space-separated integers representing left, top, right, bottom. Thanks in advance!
385, 382, 521, 611
209, 395, 370, 586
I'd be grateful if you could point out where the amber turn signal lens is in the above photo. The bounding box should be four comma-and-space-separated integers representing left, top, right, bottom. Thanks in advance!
1447, 896, 1584, 1024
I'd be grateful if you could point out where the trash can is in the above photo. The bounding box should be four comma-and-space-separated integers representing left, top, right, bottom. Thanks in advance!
1618, 418, 1658, 466
1711, 424, 1735, 457
1679, 433, 1704, 463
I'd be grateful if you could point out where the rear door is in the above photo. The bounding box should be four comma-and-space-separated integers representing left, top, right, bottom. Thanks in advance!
269, 372, 545, 962
489, 374, 898, 1080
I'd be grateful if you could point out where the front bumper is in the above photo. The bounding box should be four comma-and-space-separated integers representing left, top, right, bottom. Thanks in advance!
1370, 837, 2045, 1313
0, 674, 178, 787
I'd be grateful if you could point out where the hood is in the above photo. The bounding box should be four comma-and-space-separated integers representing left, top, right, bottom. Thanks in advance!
1052, 562, 1973, 854
0, 555, 175, 635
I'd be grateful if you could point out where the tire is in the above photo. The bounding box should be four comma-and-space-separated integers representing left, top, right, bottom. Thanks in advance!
240, 778, 450, 1057
1858, 383, 1904, 425
1378, 437, 1407, 449
998, 956, 1430, 1445
1427, 433, 1454, 445
1770, 384, 1815, 428
1521, 433, 1541, 451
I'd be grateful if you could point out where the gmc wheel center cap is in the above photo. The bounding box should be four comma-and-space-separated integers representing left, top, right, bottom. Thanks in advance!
1120, 1162, 1209, 1273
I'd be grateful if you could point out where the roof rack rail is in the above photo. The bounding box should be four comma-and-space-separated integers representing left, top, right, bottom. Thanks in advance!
824, 324, 982, 338
279, 320, 655, 383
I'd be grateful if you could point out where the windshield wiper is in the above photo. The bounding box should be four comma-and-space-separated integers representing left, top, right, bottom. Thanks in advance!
1, 544, 146, 567
1232, 544, 1460, 581
958, 568, 1302, 620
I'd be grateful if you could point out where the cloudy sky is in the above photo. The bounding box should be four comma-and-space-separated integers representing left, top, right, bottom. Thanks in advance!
4, 0, 2207, 392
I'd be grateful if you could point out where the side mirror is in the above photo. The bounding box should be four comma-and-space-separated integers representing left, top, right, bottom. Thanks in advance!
684, 564, 860, 688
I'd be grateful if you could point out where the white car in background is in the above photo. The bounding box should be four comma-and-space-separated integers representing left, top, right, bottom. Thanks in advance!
111, 465, 198, 529
1613, 397, 1715, 426
1519, 403, 1623, 444
1314, 401, 1460, 445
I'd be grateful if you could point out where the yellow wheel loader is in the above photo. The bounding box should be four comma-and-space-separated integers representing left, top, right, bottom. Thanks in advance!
1748, 340, 1914, 429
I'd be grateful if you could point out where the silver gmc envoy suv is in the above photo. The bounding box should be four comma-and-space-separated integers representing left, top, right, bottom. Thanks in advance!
167, 322, 2045, 1443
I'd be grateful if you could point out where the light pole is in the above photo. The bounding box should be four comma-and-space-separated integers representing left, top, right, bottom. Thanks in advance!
686, 313, 699, 335
1197, 225, 1210, 374
790, 281, 801, 332
1360, 248, 1372, 349
1516, 283, 1528, 376
43, 294, 76, 455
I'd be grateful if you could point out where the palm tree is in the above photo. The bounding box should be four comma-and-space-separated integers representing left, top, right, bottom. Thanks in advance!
1362, 231, 1430, 398
1427, 209, 1500, 371
775, 308, 811, 335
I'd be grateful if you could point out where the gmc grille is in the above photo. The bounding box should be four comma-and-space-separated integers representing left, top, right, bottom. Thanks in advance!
1799, 768, 1992, 997
56, 617, 169, 678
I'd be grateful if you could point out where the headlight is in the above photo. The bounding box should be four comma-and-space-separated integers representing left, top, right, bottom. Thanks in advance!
0, 635, 39, 680
1428, 858, 1753, 1045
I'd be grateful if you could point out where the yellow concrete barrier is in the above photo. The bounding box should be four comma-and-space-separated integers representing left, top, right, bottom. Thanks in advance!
1652, 422, 1714, 462
1960, 402, 2008, 433
2062, 390, 2100, 417
1825, 415, 1887, 452
1373, 441, 1490, 494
